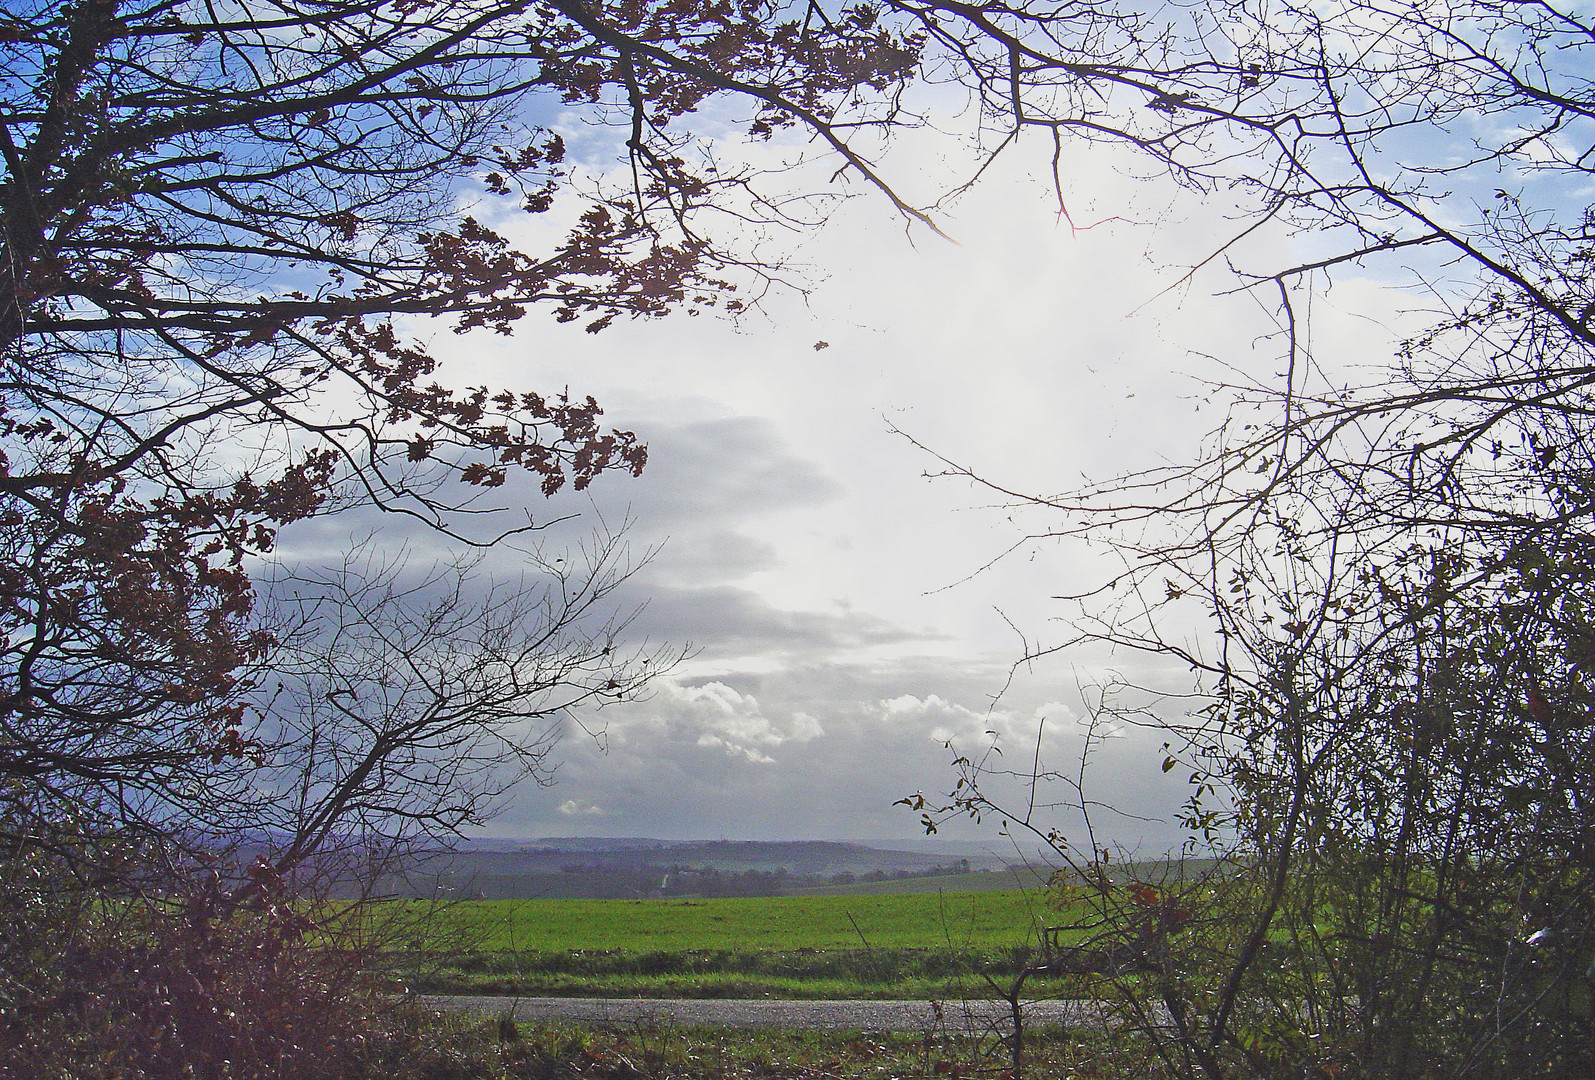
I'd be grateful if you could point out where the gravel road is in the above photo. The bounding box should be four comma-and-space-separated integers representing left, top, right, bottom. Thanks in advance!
425, 996, 1102, 1032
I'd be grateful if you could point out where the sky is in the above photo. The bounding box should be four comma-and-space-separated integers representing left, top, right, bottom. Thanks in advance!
280, 117, 1410, 856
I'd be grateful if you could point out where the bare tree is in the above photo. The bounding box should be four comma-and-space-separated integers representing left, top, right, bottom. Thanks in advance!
243, 529, 679, 901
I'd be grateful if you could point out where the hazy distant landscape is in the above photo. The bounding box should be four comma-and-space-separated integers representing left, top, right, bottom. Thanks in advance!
379, 837, 1054, 900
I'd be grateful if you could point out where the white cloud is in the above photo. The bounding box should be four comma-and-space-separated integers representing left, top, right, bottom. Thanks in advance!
879, 693, 1085, 749
557, 799, 607, 817
603, 679, 827, 766
696, 734, 776, 764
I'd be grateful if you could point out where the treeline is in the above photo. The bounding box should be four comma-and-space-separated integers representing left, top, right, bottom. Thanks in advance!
551, 861, 978, 898
821, 861, 973, 886
397, 861, 985, 900
555, 864, 791, 898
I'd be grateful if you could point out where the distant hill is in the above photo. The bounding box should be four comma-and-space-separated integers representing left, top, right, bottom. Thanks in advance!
487, 837, 673, 852
377, 837, 1012, 900
458, 837, 1007, 873
371, 837, 1214, 900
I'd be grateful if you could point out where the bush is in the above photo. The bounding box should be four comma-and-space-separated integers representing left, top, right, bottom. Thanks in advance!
1, 900, 387, 1079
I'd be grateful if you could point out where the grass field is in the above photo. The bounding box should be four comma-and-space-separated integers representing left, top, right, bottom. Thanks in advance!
427, 890, 1056, 952
382, 889, 1080, 999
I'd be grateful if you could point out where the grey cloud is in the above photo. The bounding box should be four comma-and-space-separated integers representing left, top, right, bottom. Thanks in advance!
271, 413, 833, 557
505, 414, 841, 543
615, 415, 843, 526
622, 583, 939, 655
640, 529, 781, 579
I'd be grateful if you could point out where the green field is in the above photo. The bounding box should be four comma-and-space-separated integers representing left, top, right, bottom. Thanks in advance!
430, 889, 1055, 952
383, 889, 1078, 998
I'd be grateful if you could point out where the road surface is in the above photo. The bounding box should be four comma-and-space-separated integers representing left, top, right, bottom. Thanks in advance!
426, 995, 1103, 1031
